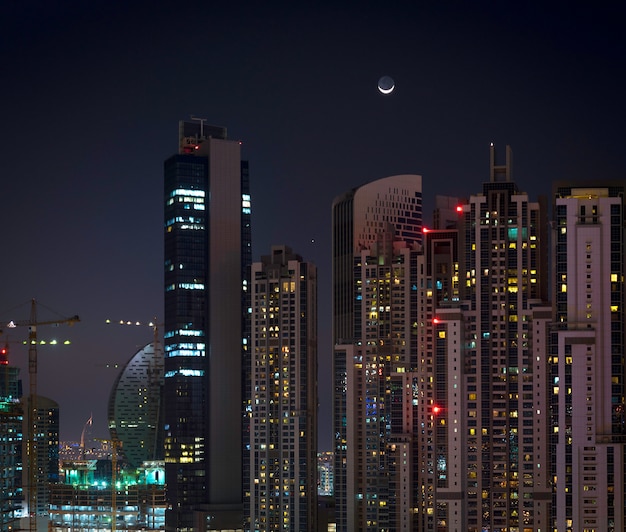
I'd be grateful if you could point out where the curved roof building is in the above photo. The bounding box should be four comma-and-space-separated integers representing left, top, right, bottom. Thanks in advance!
108, 341, 164, 468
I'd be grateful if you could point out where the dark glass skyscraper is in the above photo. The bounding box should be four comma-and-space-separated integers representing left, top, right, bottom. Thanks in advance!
163, 120, 251, 531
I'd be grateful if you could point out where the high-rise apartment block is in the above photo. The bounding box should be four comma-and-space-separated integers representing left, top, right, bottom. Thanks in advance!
443, 146, 552, 531
331, 149, 570, 531
332, 174, 423, 531
413, 222, 460, 530
550, 183, 626, 531
248, 246, 317, 531
25, 395, 60, 519
0, 346, 23, 532
163, 120, 251, 531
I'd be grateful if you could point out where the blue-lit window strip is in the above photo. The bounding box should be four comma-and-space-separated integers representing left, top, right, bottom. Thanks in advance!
165, 283, 205, 291
165, 342, 205, 351
242, 193, 251, 214
169, 188, 205, 199
164, 329, 204, 338
166, 189, 206, 210
164, 369, 205, 378
165, 216, 205, 230
166, 349, 205, 357
165, 343, 205, 358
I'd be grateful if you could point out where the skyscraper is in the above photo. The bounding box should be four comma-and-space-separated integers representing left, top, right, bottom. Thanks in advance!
108, 340, 164, 468
24, 395, 59, 519
444, 145, 551, 531
413, 222, 461, 530
332, 174, 422, 531
248, 245, 317, 531
0, 345, 23, 532
163, 120, 251, 531
550, 183, 626, 531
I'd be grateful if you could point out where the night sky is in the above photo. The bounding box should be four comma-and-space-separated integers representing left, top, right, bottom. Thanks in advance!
1, 1, 624, 451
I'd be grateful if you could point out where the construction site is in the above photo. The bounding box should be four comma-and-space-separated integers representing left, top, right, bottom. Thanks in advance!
49, 459, 166, 532
0, 301, 166, 532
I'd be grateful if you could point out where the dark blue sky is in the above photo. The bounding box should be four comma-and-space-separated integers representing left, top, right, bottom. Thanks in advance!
1, 1, 624, 449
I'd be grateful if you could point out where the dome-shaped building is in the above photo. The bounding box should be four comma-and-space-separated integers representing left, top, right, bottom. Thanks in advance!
107, 341, 164, 468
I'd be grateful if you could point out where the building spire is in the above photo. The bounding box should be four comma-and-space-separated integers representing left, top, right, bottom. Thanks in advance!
489, 143, 513, 182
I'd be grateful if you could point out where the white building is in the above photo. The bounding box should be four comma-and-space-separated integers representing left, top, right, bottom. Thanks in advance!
449, 145, 552, 531
551, 184, 626, 532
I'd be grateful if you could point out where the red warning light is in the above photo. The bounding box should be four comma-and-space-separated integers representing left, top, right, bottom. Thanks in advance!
433, 318, 440, 324
456, 205, 463, 213
433, 405, 441, 415
423, 227, 430, 233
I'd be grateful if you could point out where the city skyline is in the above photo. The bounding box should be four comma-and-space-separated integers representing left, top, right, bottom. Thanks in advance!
1, 2, 625, 451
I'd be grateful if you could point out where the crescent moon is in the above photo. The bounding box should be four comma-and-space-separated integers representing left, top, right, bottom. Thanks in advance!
378, 84, 395, 95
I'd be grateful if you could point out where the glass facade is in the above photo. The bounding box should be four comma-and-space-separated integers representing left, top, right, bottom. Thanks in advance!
163, 122, 250, 531
107, 342, 164, 468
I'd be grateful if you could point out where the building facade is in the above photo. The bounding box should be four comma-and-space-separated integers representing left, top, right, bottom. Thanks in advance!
550, 183, 626, 531
49, 460, 166, 532
248, 246, 317, 531
450, 145, 551, 531
0, 345, 23, 532
413, 224, 460, 530
22, 395, 60, 521
163, 120, 251, 531
107, 340, 164, 468
332, 174, 422, 531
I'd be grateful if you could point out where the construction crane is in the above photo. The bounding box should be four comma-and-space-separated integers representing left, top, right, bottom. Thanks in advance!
105, 318, 162, 341
6, 299, 79, 532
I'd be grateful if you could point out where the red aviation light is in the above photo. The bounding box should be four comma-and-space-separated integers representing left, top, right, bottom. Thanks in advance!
432, 318, 440, 324
0, 347, 7, 365
456, 205, 463, 213
433, 405, 441, 415
423, 227, 430, 233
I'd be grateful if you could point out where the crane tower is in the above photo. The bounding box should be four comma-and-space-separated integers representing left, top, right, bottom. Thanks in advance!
7, 299, 79, 532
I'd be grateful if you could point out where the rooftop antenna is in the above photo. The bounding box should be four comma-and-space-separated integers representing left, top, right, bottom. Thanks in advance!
190, 115, 207, 139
